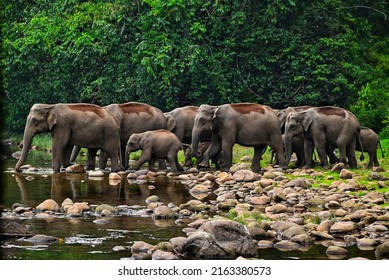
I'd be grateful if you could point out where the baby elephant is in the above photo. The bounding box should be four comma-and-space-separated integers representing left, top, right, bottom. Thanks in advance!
125, 129, 184, 173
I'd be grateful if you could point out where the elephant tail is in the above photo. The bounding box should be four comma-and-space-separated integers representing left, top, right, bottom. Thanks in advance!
357, 130, 365, 161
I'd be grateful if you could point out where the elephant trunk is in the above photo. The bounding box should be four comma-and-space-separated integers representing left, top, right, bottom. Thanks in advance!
15, 129, 35, 172
191, 127, 201, 158
284, 134, 293, 167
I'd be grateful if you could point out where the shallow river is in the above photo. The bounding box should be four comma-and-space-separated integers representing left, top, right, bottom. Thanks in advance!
0, 152, 377, 260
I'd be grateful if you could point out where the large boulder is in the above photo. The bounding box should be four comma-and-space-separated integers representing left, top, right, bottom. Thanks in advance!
181, 220, 257, 259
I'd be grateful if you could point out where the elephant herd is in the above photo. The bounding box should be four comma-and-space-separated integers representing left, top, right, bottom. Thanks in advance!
14, 102, 384, 174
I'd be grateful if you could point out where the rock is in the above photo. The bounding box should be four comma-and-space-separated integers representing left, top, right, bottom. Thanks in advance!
326, 246, 348, 256
65, 164, 85, 173
362, 192, 384, 204
258, 240, 274, 248
233, 170, 258, 182
357, 238, 381, 248
36, 199, 60, 212
248, 228, 269, 240
152, 250, 179, 260
153, 206, 176, 219
131, 241, 153, 254
272, 188, 286, 201
272, 203, 289, 214
109, 172, 122, 180
259, 178, 273, 188
25, 234, 59, 244
73, 202, 90, 212
317, 220, 334, 232
181, 220, 257, 259
169, 237, 187, 253
331, 163, 345, 172
274, 240, 300, 251
88, 170, 105, 177
189, 184, 210, 194
369, 172, 388, 181
271, 221, 299, 233
61, 198, 74, 210
101, 209, 113, 217
67, 205, 83, 217
283, 178, 312, 189
330, 222, 355, 233
307, 197, 325, 207
95, 204, 117, 214
230, 163, 252, 173
249, 195, 270, 205
145, 195, 160, 204
375, 242, 389, 259
291, 234, 313, 244
349, 210, 368, 221
0, 220, 32, 236
281, 225, 306, 240
339, 169, 353, 179
311, 231, 335, 240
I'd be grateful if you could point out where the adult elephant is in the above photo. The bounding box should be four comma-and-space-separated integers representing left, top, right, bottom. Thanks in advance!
284, 106, 361, 169
164, 106, 200, 144
15, 103, 121, 173
191, 103, 286, 172
101, 102, 167, 170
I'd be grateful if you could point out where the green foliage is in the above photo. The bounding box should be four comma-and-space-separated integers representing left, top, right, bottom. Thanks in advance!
2, 0, 389, 134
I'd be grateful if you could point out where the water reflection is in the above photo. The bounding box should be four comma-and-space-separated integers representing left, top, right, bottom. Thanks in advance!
10, 171, 192, 209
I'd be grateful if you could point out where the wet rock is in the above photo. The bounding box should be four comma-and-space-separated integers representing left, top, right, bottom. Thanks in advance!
65, 164, 85, 173
113, 245, 128, 252
258, 240, 274, 248
375, 242, 389, 259
153, 206, 177, 219
181, 220, 257, 259
169, 236, 187, 252
326, 246, 348, 256
317, 220, 334, 232
145, 195, 160, 204
88, 170, 105, 177
330, 221, 355, 233
189, 184, 210, 195
93, 219, 109, 225
25, 234, 59, 244
36, 199, 60, 212
35, 213, 53, 219
95, 204, 117, 214
61, 198, 74, 211
67, 205, 83, 217
274, 240, 300, 251
357, 238, 381, 248
0, 220, 32, 236
127, 173, 137, 180
131, 241, 153, 254
281, 225, 306, 240
109, 172, 122, 180
152, 250, 180, 260
248, 228, 269, 240
311, 231, 335, 240
101, 209, 113, 217
73, 202, 90, 212
291, 234, 313, 244
339, 169, 353, 179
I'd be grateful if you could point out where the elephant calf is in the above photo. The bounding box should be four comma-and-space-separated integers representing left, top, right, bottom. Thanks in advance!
125, 129, 184, 173
357, 127, 384, 168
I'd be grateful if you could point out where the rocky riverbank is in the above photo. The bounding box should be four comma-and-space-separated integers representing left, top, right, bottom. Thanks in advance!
2, 162, 389, 260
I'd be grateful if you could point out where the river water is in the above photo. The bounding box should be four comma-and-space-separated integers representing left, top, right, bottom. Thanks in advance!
0, 151, 377, 260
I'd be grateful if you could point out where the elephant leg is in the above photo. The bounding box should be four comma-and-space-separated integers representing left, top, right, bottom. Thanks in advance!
51, 137, 69, 173
303, 139, 315, 168
252, 145, 266, 172
120, 145, 127, 170
199, 138, 222, 168
134, 151, 151, 170
346, 144, 357, 169
62, 144, 74, 168
70, 145, 81, 164
99, 151, 109, 170
220, 139, 234, 171
86, 148, 98, 170
166, 153, 179, 173
148, 157, 157, 172
314, 136, 330, 169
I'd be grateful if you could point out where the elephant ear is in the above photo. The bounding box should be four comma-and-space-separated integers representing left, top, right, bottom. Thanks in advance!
45, 105, 57, 130
165, 114, 176, 131
138, 134, 149, 147
300, 112, 312, 132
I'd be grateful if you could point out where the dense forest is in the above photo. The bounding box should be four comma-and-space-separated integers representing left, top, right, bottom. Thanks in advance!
1, 0, 389, 135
